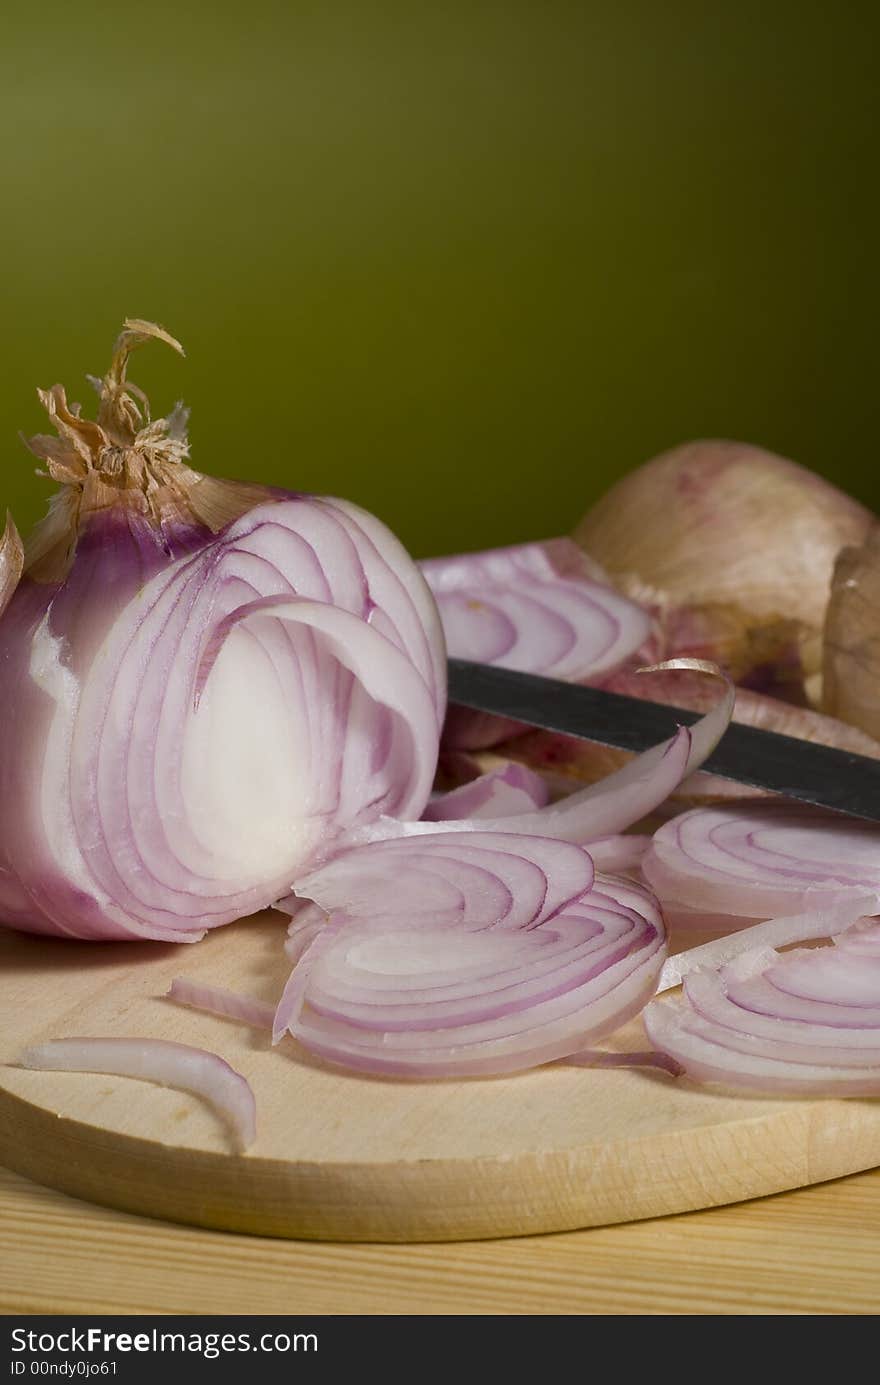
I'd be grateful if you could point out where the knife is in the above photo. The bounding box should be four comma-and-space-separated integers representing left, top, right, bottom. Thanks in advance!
446, 658, 880, 825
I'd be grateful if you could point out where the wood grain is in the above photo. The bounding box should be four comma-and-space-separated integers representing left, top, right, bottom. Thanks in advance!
3, 1163, 880, 1315
3, 913, 880, 1242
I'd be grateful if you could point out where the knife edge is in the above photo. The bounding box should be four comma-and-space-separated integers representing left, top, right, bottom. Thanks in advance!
446, 658, 880, 825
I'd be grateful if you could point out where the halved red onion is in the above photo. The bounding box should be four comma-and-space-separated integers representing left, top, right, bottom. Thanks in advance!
0, 496, 445, 941
421, 539, 653, 748
166, 978, 275, 1031
275, 830, 666, 1077
422, 762, 549, 821
643, 801, 880, 922
645, 919, 880, 1095
17, 1037, 256, 1150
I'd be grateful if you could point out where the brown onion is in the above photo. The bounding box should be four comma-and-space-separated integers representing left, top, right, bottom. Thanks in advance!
574, 440, 873, 689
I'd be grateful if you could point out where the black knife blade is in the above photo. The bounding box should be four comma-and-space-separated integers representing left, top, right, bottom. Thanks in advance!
446, 658, 880, 825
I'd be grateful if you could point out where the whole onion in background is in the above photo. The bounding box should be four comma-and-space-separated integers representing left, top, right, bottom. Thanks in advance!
574, 439, 873, 694
0, 321, 446, 941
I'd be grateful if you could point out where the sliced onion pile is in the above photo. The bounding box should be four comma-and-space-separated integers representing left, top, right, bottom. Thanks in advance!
14, 324, 880, 1124
273, 830, 666, 1077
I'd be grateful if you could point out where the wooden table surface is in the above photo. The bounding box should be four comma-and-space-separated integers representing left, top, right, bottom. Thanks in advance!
2, 1162, 879, 1315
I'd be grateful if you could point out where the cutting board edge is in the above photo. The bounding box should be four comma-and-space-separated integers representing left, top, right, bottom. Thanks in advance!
4, 1080, 880, 1243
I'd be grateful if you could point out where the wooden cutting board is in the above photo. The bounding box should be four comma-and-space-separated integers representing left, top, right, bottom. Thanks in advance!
3, 911, 880, 1242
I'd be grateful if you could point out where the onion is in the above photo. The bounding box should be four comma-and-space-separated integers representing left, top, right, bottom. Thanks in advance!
823, 524, 880, 739
166, 978, 275, 1031
362, 660, 734, 846
656, 897, 879, 992
421, 538, 653, 748
574, 440, 873, 690
422, 762, 549, 821
643, 801, 880, 923
0, 322, 445, 941
274, 831, 666, 1077
421, 538, 651, 680
17, 1037, 256, 1151
563, 1048, 683, 1076
0, 513, 23, 619
584, 835, 652, 872
645, 919, 880, 1095
268, 669, 733, 1077
483, 672, 880, 817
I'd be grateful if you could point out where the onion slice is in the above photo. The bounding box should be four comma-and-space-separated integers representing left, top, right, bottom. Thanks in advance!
421, 539, 652, 680
422, 762, 549, 821
359, 661, 734, 846
421, 538, 653, 748
166, 979, 275, 1031
563, 1048, 683, 1076
645, 920, 880, 1094
486, 678, 880, 818
276, 831, 666, 1077
656, 897, 879, 992
17, 1037, 256, 1151
643, 801, 880, 922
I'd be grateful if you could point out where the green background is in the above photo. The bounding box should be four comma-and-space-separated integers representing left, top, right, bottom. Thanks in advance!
1, 2, 877, 559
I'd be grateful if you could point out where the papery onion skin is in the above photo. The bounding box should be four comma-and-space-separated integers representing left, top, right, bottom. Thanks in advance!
0, 324, 446, 942
18, 1037, 256, 1151
823, 525, 880, 741
0, 513, 24, 620
574, 440, 873, 688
